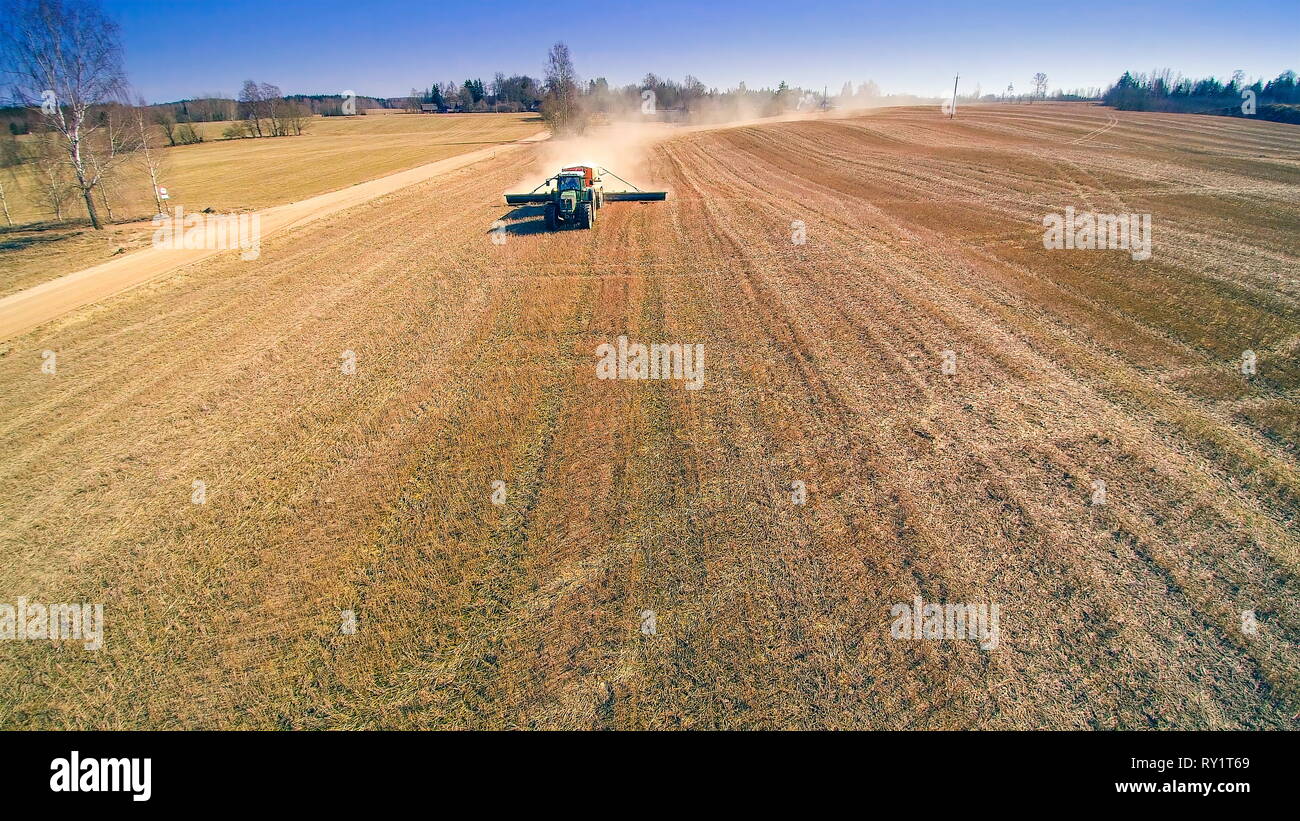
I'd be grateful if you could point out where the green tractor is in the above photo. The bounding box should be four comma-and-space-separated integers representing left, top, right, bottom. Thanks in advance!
504, 166, 666, 231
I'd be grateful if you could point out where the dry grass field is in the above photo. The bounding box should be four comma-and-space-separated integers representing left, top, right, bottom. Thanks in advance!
0, 103, 1296, 729
0, 113, 542, 292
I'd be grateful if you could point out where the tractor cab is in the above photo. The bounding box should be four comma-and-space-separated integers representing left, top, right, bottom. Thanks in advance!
561, 166, 597, 186
553, 171, 589, 226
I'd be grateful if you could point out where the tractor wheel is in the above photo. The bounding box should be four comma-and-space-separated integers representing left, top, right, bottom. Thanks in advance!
578, 203, 592, 229
544, 203, 558, 231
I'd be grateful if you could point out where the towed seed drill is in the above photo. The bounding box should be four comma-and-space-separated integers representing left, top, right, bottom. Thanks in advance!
503, 166, 666, 230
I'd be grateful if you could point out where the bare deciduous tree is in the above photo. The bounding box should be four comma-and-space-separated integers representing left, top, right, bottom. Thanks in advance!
31, 130, 73, 220
0, 133, 19, 226
261, 82, 284, 136
239, 79, 266, 137
154, 108, 177, 146
133, 98, 165, 213
84, 103, 138, 222
0, 0, 131, 229
1032, 72, 1049, 102
542, 42, 582, 136
283, 100, 309, 136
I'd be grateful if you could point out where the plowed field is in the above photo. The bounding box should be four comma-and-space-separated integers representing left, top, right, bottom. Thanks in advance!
1, 103, 1297, 729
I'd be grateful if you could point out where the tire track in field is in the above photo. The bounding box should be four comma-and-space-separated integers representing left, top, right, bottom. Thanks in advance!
643, 119, 1298, 726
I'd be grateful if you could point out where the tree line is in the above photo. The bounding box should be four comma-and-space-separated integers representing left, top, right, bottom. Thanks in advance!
1102, 69, 1299, 122
405, 74, 544, 113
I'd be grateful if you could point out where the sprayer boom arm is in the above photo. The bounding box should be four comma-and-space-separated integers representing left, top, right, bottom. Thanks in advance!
503, 166, 667, 205
602, 191, 667, 201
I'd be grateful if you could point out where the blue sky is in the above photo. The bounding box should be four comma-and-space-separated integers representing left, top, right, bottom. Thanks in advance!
105, 0, 1299, 103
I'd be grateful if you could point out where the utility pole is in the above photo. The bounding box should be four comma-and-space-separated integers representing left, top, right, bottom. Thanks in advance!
950, 73, 959, 119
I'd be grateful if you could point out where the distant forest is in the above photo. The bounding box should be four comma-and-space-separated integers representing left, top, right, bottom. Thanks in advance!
1102, 69, 1300, 123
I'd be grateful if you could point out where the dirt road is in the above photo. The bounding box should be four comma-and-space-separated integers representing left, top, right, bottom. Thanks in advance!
0, 104, 1296, 729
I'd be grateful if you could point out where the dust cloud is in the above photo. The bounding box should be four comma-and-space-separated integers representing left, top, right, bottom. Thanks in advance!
506, 98, 932, 197
508, 121, 674, 194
